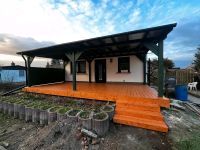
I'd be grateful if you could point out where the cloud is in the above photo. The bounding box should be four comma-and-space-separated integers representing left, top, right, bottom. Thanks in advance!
164, 17, 200, 67
0, 0, 200, 68
0, 34, 54, 55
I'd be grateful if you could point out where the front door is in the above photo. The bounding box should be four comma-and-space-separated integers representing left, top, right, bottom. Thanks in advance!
95, 59, 106, 83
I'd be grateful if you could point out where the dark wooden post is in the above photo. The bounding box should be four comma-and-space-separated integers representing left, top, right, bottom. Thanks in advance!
25, 56, 34, 87
144, 41, 164, 97
147, 58, 151, 86
143, 54, 147, 84
72, 52, 77, 90
22, 55, 28, 86
27, 57, 30, 86
158, 40, 164, 97
88, 61, 91, 83
86, 58, 93, 83
63, 60, 68, 82
65, 51, 82, 91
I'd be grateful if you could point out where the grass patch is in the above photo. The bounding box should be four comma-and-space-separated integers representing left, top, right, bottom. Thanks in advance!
58, 107, 71, 114
49, 106, 62, 112
79, 111, 91, 119
176, 132, 200, 150
68, 109, 80, 116
65, 100, 78, 106
101, 105, 113, 112
39, 104, 52, 110
93, 112, 107, 120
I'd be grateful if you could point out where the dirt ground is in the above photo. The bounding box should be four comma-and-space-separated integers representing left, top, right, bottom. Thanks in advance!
0, 93, 200, 150
0, 83, 25, 94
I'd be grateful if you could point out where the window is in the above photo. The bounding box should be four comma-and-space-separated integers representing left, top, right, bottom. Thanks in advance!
19, 70, 25, 77
118, 57, 130, 73
70, 60, 86, 73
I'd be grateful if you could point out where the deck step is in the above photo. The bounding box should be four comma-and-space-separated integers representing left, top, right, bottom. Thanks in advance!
115, 109, 163, 121
113, 115, 168, 132
116, 103, 160, 112
117, 96, 170, 108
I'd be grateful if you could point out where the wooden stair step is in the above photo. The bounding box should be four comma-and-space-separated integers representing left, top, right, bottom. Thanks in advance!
115, 109, 163, 121
116, 103, 160, 112
117, 97, 170, 108
113, 115, 168, 132
116, 102, 160, 108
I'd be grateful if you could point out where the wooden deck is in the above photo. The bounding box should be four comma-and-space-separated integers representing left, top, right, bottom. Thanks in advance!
23, 82, 158, 100
23, 82, 170, 132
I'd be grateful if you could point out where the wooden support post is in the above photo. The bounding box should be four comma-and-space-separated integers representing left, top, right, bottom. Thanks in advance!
72, 55, 76, 90
86, 58, 93, 83
21, 56, 34, 87
27, 56, 34, 87
147, 58, 151, 86
88, 61, 92, 83
65, 51, 82, 91
63, 60, 68, 82
22, 55, 28, 86
144, 41, 164, 96
158, 40, 164, 97
27, 57, 30, 86
144, 42, 159, 56
143, 54, 147, 84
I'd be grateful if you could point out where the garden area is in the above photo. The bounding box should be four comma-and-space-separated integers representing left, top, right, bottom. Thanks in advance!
0, 92, 200, 150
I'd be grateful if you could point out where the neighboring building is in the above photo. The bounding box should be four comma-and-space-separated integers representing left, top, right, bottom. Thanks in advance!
0, 65, 26, 83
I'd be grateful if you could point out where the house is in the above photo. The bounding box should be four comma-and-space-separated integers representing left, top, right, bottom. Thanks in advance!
17, 23, 177, 132
0, 65, 26, 83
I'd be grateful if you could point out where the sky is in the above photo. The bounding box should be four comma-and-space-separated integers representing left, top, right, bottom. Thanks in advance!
0, 0, 200, 67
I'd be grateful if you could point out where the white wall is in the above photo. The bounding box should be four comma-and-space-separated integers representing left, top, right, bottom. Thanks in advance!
65, 55, 144, 83
0, 70, 26, 83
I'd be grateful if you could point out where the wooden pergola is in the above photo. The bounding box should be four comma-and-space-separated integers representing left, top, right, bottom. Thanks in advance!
17, 23, 177, 97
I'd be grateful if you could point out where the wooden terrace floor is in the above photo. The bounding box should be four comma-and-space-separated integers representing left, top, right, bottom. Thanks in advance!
23, 82, 169, 107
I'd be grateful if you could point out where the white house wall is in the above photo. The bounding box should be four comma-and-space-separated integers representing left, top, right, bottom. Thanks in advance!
65, 55, 144, 83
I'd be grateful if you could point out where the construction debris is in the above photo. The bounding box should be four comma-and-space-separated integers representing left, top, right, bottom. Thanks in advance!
0, 142, 9, 148
0, 145, 7, 150
171, 103, 185, 110
170, 99, 185, 110
81, 128, 98, 138
184, 102, 200, 117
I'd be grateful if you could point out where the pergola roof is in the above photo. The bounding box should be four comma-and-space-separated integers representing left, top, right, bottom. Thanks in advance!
17, 23, 177, 60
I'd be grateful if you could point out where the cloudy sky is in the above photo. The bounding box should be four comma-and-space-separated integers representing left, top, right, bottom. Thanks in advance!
0, 0, 199, 67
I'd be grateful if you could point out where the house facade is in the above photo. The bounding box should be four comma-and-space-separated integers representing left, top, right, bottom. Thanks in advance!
0, 66, 26, 83
65, 55, 144, 83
